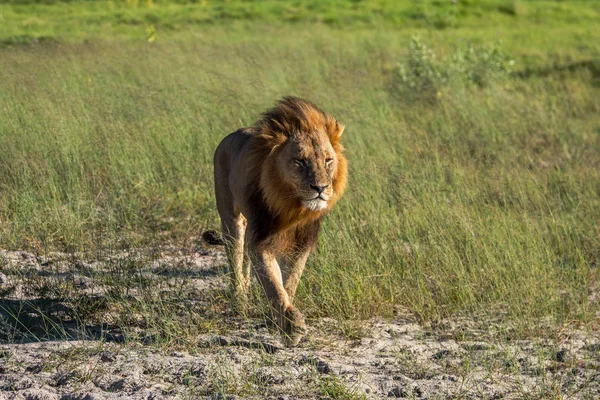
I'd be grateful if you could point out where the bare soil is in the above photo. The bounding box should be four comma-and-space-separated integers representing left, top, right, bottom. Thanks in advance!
1, 248, 599, 399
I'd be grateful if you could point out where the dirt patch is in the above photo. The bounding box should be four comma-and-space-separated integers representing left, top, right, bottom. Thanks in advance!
1, 248, 599, 399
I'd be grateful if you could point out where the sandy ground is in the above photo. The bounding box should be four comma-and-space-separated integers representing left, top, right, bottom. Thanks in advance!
1, 248, 599, 399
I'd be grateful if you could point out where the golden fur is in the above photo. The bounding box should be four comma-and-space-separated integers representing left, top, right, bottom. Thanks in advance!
255, 97, 347, 231
213, 97, 347, 345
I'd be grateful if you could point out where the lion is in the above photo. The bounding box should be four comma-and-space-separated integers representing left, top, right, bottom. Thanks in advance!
212, 97, 347, 345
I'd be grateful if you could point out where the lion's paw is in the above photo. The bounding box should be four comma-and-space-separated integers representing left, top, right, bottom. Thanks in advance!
231, 286, 250, 315
280, 306, 307, 347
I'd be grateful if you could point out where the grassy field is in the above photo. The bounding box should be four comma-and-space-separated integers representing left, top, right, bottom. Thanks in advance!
1, 0, 599, 340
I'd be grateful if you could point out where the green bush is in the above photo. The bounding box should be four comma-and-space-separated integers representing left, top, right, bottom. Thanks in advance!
393, 38, 515, 102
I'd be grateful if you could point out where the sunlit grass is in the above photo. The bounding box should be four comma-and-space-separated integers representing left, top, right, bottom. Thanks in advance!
1, 7, 599, 334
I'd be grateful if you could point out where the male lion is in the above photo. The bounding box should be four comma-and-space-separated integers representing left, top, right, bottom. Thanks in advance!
213, 97, 347, 345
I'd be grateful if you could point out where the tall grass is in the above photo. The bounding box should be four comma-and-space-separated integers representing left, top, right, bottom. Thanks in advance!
1, 23, 599, 330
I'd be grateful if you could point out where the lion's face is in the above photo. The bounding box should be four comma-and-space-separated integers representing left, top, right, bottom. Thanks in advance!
277, 131, 338, 212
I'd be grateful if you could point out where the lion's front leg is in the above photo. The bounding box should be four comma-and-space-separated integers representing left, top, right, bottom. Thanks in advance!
248, 240, 306, 346
280, 248, 311, 302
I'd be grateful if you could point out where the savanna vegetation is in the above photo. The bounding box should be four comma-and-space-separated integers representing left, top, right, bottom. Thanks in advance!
1, 0, 599, 343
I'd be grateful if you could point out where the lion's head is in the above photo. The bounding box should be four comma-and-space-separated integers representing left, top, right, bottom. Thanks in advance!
254, 97, 347, 226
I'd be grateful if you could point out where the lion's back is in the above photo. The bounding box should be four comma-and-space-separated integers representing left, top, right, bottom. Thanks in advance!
213, 128, 257, 218
214, 128, 253, 170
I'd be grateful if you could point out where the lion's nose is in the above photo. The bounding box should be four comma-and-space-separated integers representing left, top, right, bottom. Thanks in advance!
310, 184, 329, 194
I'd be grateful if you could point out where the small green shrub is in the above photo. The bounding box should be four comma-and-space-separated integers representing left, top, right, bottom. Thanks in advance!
451, 40, 515, 87
393, 37, 515, 102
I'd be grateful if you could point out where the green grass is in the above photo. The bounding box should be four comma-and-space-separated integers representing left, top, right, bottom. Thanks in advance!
2, 0, 599, 40
1, 0, 599, 334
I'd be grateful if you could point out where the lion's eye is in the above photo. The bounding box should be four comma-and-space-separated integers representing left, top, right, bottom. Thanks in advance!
294, 158, 306, 167
325, 158, 333, 166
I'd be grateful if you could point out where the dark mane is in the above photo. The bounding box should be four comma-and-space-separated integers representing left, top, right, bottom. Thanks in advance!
256, 96, 343, 140
241, 96, 347, 234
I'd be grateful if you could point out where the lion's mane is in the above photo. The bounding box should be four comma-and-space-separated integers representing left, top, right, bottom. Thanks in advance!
246, 97, 348, 235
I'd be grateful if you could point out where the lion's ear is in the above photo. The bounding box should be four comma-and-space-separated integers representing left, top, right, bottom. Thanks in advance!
258, 118, 288, 146
328, 120, 344, 143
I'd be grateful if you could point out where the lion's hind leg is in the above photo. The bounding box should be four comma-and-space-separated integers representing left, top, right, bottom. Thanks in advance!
221, 211, 250, 309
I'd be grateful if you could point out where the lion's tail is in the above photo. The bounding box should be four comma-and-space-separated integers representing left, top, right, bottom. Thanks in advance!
202, 230, 225, 245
